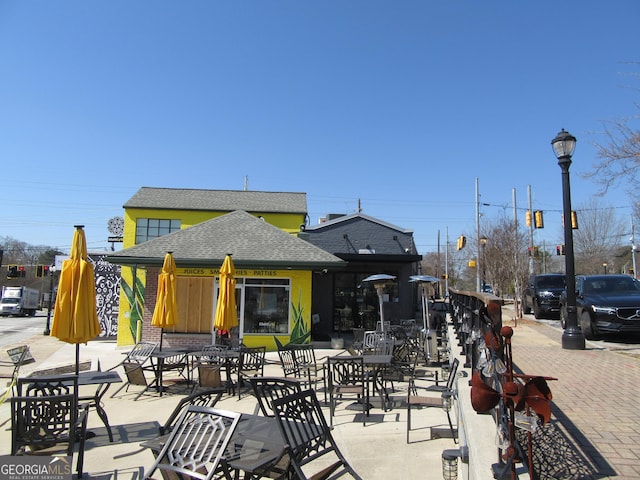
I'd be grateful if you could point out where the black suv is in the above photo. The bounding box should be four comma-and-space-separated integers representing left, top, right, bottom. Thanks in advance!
523, 274, 565, 319
560, 274, 640, 340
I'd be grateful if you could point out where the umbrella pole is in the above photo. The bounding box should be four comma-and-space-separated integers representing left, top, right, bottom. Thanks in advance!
75, 344, 80, 376
160, 328, 164, 351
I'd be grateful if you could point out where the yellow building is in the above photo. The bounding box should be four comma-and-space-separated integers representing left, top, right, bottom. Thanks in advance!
106, 190, 344, 350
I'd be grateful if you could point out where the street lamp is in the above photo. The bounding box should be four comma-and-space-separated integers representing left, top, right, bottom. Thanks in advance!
43, 265, 57, 335
602, 263, 608, 274
480, 236, 488, 291
552, 129, 585, 350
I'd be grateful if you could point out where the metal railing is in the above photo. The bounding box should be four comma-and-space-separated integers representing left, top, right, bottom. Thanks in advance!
448, 289, 556, 480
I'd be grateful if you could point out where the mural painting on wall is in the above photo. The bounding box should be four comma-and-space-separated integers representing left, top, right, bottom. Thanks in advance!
274, 287, 310, 349
89, 254, 121, 338
120, 268, 145, 342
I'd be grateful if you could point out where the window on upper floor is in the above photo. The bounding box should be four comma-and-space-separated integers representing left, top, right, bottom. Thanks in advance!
135, 218, 181, 244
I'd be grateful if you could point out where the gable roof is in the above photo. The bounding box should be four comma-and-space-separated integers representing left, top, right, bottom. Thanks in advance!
303, 212, 413, 233
104, 210, 344, 270
123, 187, 307, 214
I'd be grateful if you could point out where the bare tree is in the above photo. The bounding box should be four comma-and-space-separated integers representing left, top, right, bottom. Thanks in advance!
572, 199, 626, 274
421, 243, 467, 294
584, 64, 640, 200
480, 216, 529, 316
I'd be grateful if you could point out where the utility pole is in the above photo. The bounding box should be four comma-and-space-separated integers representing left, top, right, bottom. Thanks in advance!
476, 178, 481, 292
632, 215, 637, 279
445, 226, 449, 296
513, 188, 522, 318
528, 185, 535, 275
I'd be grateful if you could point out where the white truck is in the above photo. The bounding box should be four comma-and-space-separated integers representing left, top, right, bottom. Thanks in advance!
0, 286, 39, 316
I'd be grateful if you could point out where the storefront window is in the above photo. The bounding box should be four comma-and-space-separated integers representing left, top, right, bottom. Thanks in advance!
333, 273, 398, 331
242, 278, 291, 335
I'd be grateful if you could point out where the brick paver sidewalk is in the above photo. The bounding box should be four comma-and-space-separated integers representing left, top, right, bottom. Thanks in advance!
507, 318, 640, 479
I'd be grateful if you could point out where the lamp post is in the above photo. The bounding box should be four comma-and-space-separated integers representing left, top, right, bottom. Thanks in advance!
43, 265, 56, 336
480, 236, 488, 291
602, 263, 608, 274
552, 129, 585, 350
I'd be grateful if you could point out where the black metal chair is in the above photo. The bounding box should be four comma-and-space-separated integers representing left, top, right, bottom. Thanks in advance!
327, 356, 369, 426
11, 394, 89, 478
16, 373, 78, 397
192, 345, 229, 392
159, 387, 225, 435
236, 346, 265, 400
406, 359, 458, 443
272, 389, 363, 480
277, 347, 300, 379
290, 344, 327, 402
144, 405, 241, 480
108, 340, 158, 400
248, 377, 304, 480
249, 376, 303, 417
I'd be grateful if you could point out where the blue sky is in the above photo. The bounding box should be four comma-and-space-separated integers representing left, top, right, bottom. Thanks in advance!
1, 1, 638, 255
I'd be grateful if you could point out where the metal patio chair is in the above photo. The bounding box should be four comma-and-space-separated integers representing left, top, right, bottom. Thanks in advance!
272, 389, 363, 480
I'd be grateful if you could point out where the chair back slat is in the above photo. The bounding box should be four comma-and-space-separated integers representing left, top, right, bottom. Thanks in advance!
17, 374, 78, 398
127, 341, 157, 362
329, 356, 365, 386
278, 348, 299, 377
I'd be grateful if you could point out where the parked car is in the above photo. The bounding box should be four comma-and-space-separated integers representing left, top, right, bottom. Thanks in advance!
523, 274, 565, 319
559, 274, 640, 340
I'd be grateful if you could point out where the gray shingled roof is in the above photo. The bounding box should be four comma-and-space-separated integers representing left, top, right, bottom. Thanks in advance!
104, 210, 344, 269
124, 187, 307, 214
303, 212, 413, 233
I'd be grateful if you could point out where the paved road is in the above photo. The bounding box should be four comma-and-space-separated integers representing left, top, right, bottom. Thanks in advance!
515, 307, 640, 358
0, 312, 48, 348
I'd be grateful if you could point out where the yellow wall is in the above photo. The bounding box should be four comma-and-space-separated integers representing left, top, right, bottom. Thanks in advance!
123, 209, 305, 248
175, 267, 312, 351
117, 207, 307, 346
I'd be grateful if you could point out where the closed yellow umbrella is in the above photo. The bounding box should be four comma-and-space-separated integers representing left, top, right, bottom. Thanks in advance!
151, 252, 179, 350
214, 254, 239, 343
51, 225, 101, 375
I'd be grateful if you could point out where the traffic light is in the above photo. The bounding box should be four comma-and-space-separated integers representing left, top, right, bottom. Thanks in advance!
562, 211, 579, 229
525, 210, 532, 227
18, 265, 26, 277
556, 245, 565, 255
43, 265, 50, 276
7, 265, 18, 278
36, 265, 44, 277
456, 235, 466, 250
534, 210, 544, 229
